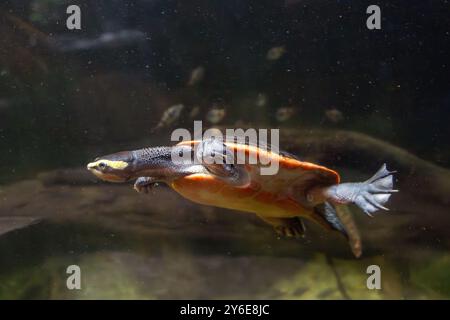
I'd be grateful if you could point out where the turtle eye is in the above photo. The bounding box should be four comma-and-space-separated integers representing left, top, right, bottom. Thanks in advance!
178, 150, 183, 157
98, 162, 107, 170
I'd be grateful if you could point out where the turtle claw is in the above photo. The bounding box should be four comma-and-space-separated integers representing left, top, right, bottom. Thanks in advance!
135, 183, 158, 194
274, 220, 306, 239
366, 164, 394, 183
355, 193, 391, 217
133, 177, 160, 194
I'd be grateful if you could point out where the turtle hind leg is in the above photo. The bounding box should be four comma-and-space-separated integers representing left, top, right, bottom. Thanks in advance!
323, 164, 398, 217
257, 216, 306, 238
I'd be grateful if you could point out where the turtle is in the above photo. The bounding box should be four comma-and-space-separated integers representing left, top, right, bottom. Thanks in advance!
87, 137, 397, 257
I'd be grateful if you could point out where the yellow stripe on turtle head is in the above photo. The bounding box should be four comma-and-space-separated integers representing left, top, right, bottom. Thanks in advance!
87, 159, 129, 170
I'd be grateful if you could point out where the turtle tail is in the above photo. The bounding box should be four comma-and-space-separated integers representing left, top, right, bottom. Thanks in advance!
314, 202, 362, 258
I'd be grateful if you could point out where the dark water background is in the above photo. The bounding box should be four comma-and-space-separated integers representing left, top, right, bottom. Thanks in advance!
0, 0, 449, 299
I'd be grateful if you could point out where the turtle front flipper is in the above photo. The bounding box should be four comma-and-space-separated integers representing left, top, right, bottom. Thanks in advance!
197, 138, 250, 187
257, 216, 306, 238
133, 177, 162, 194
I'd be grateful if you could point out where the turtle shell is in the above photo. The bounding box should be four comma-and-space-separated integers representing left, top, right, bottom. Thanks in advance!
172, 140, 340, 218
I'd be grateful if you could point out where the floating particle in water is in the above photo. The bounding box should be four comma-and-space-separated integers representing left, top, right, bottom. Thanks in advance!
206, 105, 226, 124
325, 108, 344, 123
276, 107, 296, 122
266, 46, 286, 61
187, 66, 205, 86
255, 93, 268, 107
0, 98, 12, 110
154, 104, 185, 131
189, 105, 201, 118
284, 0, 303, 6
234, 119, 246, 127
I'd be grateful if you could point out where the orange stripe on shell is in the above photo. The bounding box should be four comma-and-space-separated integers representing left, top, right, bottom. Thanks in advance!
176, 140, 340, 184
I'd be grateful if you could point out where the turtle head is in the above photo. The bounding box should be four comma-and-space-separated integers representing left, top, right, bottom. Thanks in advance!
87, 146, 195, 183
87, 151, 135, 182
